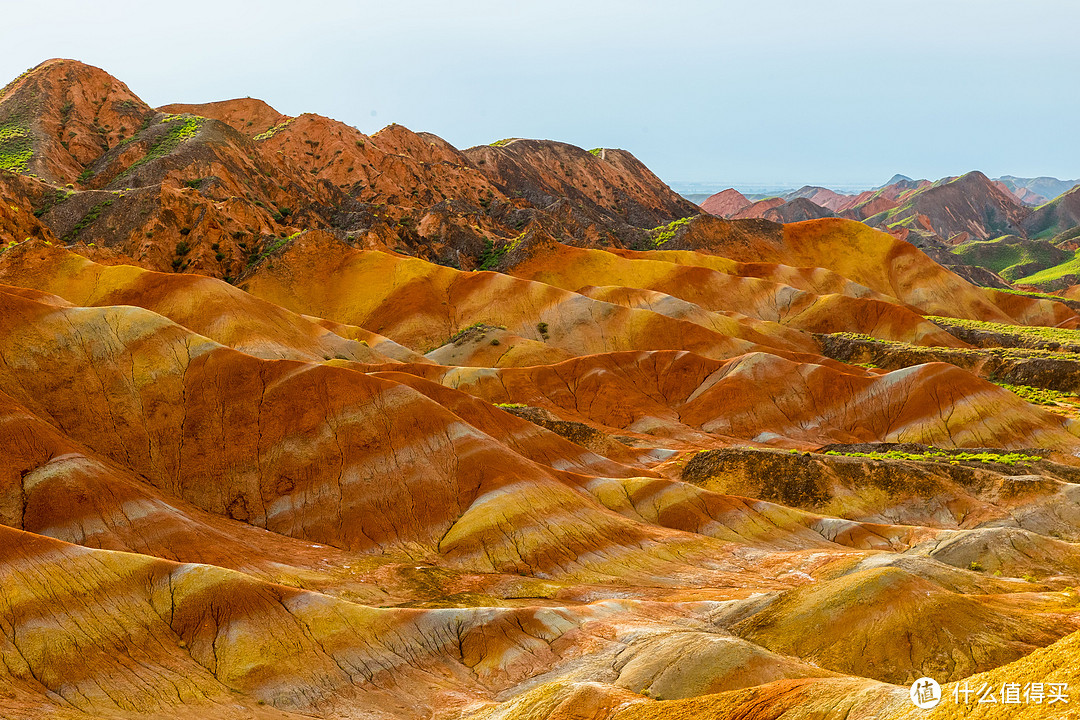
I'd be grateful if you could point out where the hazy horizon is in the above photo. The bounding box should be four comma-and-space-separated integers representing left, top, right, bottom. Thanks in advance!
2, 0, 1077, 187
671, 173, 1080, 198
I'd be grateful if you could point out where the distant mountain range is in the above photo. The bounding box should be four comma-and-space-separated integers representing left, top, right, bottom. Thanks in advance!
697, 173, 1080, 290
998, 176, 1080, 205
683, 175, 1080, 207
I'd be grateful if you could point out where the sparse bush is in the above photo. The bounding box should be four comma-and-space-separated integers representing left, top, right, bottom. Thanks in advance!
61, 198, 113, 243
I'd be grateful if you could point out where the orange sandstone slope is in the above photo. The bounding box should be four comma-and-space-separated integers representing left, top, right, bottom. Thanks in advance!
0, 280, 947, 567
5, 285, 1075, 716
238, 230, 820, 361
0, 239, 394, 363
158, 97, 289, 137
503, 238, 964, 345
463, 139, 698, 228
0, 377, 420, 598
380, 350, 1079, 450
156, 97, 509, 209
0, 172, 59, 243
670, 215, 1074, 325
699, 187, 751, 216
0, 286, 738, 575
0, 58, 154, 182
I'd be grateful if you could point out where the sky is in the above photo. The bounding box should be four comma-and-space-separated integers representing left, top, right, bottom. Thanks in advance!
2, 0, 1078, 190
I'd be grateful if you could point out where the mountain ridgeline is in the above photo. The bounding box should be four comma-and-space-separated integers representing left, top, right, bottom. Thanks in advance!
0, 59, 700, 281
701, 172, 1080, 291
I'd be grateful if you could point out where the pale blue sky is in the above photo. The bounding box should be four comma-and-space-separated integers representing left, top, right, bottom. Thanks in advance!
2, 0, 1078, 189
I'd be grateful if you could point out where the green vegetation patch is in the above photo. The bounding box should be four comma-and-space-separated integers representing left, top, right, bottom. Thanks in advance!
1013, 249, 1080, 287
489, 138, 518, 147
120, 115, 204, 178
33, 188, 73, 218
253, 118, 294, 141
588, 148, 602, 157
478, 239, 505, 270
951, 237, 1067, 280
830, 332, 882, 343
478, 231, 527, 270
821, 447, 1042, 466
246, 231, 301, 267
0, 118, 33, 172
995, 382, 1077, 407
990, 286, 1071, 302
927, 316, 1080, 346
830, 330, 1079, 359
447, 321, 505, 345
648, 216, 693, 248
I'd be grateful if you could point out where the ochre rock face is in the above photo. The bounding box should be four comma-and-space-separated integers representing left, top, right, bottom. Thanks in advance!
462, 138, 698, 228
762, 197, 835, 223
4, 61, 1080, 720
0, 59, 154, 183
0, 173, 59, 243
158, 97, 289, 138
0, 241, 390, 363
699, 187, 751, 216
731, 196, 786, 219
